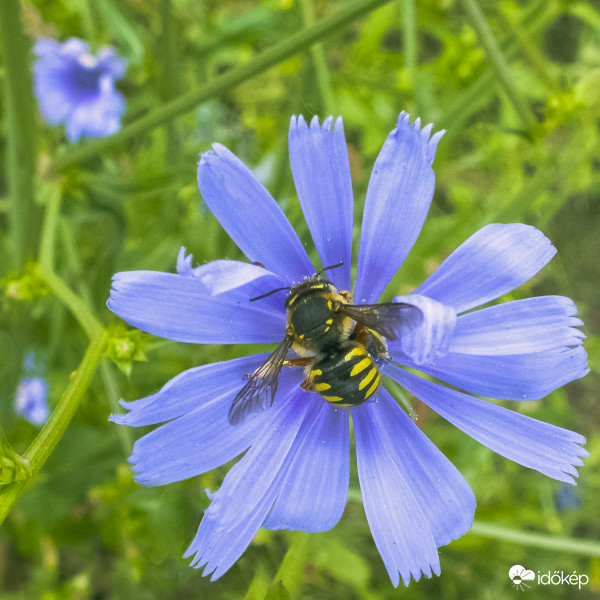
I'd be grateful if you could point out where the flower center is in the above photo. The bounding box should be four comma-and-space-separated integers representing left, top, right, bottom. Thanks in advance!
72, 59, 103, 94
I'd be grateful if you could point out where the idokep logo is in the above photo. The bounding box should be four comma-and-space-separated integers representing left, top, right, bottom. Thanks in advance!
509, 564, 590, 591
509, 565, 535, 591
538, 570, 589, 590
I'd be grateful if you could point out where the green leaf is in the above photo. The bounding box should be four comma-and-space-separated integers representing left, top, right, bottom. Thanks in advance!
264, 581, 290, 600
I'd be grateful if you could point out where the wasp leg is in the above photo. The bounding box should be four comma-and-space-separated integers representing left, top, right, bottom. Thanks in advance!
283, 357, 312, 367
352, 322, 369, 346
368, 330, 389, 357
300, 378, 314, 391
300, 362, 323, 392
283, 358, 314, 390
243, 356, 310, 380
282, 358, 317, 392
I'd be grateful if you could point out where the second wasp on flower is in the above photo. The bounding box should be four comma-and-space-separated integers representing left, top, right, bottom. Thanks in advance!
108, 112, 588, 587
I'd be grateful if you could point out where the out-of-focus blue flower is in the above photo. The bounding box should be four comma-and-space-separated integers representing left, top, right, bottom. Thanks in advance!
554, 483, 582, 512
107, 113, 589, 586
15, 378, 49, 426
33, 37, 126, 142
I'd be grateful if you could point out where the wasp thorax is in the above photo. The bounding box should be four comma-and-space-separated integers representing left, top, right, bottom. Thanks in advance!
285, 279, 354, 355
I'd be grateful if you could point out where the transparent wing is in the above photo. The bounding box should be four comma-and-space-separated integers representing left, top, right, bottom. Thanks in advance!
228, 336, 294, 425
340, 302, 423, 342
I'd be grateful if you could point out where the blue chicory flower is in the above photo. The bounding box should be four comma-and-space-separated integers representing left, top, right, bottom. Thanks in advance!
33, 37, 126, 142
107, 112, 588, 586
15, 378, 49, 426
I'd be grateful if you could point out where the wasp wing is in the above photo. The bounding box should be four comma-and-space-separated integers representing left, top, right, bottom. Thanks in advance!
340, 303, 423, 342
228, 336, 294, 425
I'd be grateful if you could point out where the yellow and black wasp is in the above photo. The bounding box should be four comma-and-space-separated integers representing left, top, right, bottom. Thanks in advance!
228, 264, 423, 425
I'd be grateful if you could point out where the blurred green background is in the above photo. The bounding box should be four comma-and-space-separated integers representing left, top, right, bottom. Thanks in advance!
1, 0, 599, 598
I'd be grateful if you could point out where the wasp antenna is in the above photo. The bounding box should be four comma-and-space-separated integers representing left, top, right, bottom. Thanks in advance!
318, 261, 344, 276
250, 286, 292, 302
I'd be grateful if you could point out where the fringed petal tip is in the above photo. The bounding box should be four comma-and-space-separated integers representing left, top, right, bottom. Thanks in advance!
131, 471, 163, 487
395, 111, 445, 165
387, 554, 441, 588
108, 411, 126, 425
398, 560, 441, 588
176, 247, 193, 276
198, 142, 232, 167
514, 223, 557, 262
198, 144, 228, 167
176, 247, 216, 279
559, 446, 588, 485
183, 531, 227, 580
290, 114, 343, 135
570, 431, 589, 452
197, 151, 212, 167
108, 396, 141, 425
183, 534, 221, 579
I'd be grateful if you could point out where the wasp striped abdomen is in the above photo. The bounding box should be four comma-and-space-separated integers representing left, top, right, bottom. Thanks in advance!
307, 341, 381, 407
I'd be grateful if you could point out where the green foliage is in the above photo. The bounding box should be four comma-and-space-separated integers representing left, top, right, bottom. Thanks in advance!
1, 261, 49, 304
0, 435, 31, 485
264, 581, 291, 600
0, 0, 599, 598
105, 324, 148, 377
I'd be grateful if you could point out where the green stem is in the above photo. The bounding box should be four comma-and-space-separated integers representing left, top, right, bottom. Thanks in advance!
58, 217, 83, 276
242, 568, 271, 600
160, 0, 177, 164
300, 0, 335, 113
459, 0, 537, 131
38, 185, 62, 272
0, 330, 108, 524
0, 0, 40, 268
498, 5, 555, 90
51, 0, 395, 171
401, 0, 423, 115
47, 300, 67, 365
40, 269, 103, 340
270, 131, 294, 201
470, 521, 600, 556
82, 0, 98, 44
442, 0, 553, 142
384, 376, 416, 420
402, 0, 417, 71
273, 532, 311, 597
100, 359, 133, 455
